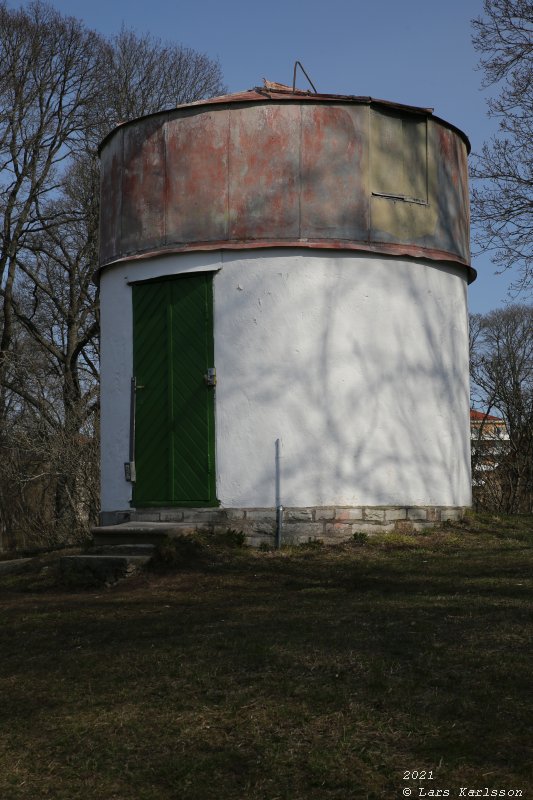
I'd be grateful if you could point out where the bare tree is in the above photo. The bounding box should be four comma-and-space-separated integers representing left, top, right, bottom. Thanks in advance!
100, 27, 226, 130
8, 156, 100, 539
0, 1, 105, 546
470, 0, 533, 294
470, 304, 533, 513
0, 308, 94, 549
0, 1, 104, 408
0, 3, 226, 548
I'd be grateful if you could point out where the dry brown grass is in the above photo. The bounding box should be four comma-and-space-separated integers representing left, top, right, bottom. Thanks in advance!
0, 515, 532, 799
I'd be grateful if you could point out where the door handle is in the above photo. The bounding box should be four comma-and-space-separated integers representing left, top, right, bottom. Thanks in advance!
204, 368, 217, 387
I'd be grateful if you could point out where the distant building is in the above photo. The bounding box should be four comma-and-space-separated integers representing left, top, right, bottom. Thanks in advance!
470, 409, 509, 487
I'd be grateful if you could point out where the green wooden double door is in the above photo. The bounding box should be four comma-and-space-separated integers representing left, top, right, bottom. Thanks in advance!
132, 273, 216, 507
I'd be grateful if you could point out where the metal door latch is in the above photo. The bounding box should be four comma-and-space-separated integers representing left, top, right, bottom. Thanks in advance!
204, 367, 217, 387
124, 461, 136, 482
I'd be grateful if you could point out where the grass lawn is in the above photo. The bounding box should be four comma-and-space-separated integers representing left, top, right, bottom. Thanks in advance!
0, 513, 532, 800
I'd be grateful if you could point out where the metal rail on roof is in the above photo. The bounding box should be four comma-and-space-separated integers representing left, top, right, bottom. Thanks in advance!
292, 61, 317, 93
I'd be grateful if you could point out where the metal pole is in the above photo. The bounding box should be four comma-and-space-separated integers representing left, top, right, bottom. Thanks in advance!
129, 377, 136, 465
124, 377, 137, 483
275, 438, 283, 548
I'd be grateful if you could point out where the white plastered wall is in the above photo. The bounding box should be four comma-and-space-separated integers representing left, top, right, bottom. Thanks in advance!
100, 249, 472, 512
99, 251, 223, 512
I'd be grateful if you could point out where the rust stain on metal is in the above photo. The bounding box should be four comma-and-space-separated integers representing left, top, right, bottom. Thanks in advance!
165, 109, 229, 244
99, 89, 473, 282
99, 130, 123, 261
300, 104, 368, 240
121, 115, 166, 254
229, 104, 299, 240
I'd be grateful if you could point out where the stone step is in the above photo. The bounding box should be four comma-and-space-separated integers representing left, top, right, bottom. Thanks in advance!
91, 522, 195, 547
90, 543, 156, 556
60, 552, 152, 585
0, 557, 34, 576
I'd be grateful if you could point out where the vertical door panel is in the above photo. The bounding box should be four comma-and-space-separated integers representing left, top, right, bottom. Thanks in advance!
132, 274, 216, 506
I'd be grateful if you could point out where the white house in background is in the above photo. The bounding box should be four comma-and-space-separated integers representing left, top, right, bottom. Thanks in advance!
470, 409, 509, 485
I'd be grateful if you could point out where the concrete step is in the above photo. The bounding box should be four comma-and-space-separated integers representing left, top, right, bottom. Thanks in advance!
91, 522, 194, 547
0, 557, 34, 576
67, 521, 206, 585
90, 543, 156, 556
60, 552, 152, 585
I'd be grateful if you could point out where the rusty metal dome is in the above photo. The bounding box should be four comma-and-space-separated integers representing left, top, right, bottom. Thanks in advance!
99, 87, 473, 281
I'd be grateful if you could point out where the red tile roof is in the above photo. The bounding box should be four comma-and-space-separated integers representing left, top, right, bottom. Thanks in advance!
470, 409, 503, 422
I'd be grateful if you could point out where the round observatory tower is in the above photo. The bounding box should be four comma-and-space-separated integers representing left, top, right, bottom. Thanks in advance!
98, 85, 474, 543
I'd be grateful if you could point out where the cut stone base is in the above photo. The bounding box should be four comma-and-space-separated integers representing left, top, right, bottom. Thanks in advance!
97, 506, 466, 548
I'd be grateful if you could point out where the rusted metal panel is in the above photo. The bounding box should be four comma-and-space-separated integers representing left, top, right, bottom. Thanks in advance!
402, 116, 428, 203
165, 108, 229, 244
371, 110, 405, 198
300, 104, 369, 240
99, 90, 472, 279
121, 115, 166, 255
434, 125, 470, 262
371, 108, 427, 202
369, 113, 468, 260
99, 88, 458, 154
228, 104, 300, 240
99, 128, 123, 266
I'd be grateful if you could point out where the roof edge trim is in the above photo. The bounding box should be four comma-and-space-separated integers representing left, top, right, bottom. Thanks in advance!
98, 88, 470, 155
97, 240, 476, 284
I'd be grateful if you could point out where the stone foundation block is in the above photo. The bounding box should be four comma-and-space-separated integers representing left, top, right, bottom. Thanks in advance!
385, 508, 408, 521
213, 523, 248, 537
160, 510, 185, 522
223, 508, 246, 521
285, 509, 314, 522
100, 510, 131, 526
335, 508, 363, 521
440, 507, 465, 522
181, 509, 220, 523
325, 523, 354, 540
133, 512, 161, 522
247, 510, 277, 522
394, 520, 416, 533
352, 521, 396, 533
99, 504, 467, 549
251, 521, 276, 535
283, 522, 323, 539
191, 523, 215, 532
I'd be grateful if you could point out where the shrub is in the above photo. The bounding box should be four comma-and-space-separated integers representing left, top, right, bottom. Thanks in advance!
214, 529, 246, 548
150, 535, 205, 570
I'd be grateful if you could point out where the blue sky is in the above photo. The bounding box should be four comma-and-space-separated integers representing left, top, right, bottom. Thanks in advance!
8, 0, 519, 314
